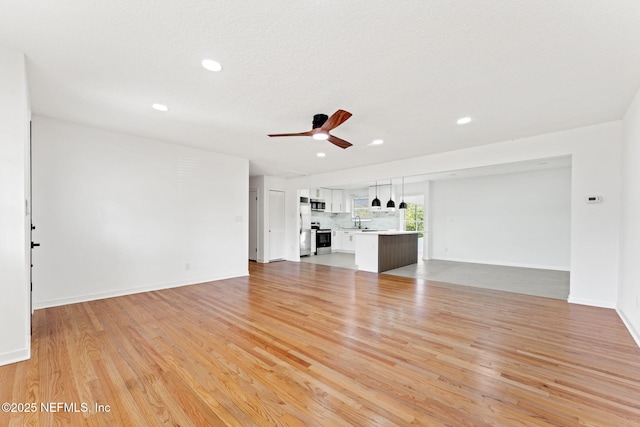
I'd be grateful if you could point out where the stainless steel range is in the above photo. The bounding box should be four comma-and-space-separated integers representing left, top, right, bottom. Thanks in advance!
311, 222, 331, 255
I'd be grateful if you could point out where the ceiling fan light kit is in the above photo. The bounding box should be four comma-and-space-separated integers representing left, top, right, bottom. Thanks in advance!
268, 109, 353, 149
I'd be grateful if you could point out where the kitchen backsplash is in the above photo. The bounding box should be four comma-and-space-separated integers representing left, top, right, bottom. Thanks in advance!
309, 187, 402, 230
311, 210, 400, 230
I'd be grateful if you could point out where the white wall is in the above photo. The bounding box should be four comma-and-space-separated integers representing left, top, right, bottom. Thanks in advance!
32, 116, 249, 308
430, 167, 571, 270
0, 48, 31, 365
288, 121, 621, 308
619, 87, 640, 345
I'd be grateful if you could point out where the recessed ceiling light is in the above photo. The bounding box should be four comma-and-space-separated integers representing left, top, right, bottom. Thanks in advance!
152, 103, 168, 112
201, 59, 222, 72
312, 133, 329, 141
317, 152, 326, 158
370, 139, 384, 146
456, 117, 472, 125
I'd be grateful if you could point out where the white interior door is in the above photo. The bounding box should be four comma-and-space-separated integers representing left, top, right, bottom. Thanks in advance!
249, 189, 258, 261
269, 190, 286, 261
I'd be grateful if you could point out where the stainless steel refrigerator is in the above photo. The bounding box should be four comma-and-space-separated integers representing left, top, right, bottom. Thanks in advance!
300, 198, 311, 256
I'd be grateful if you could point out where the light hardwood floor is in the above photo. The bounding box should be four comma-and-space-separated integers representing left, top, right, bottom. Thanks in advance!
1, 261, 639, 426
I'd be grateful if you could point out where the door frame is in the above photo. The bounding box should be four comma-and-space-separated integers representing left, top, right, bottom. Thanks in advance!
248, 189, 258, 261
268, 189, 286, 261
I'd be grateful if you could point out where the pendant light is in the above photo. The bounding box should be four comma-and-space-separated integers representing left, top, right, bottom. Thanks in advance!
399, 177, 407, 209
372, 181, 381, 207
386, 179, 395, 208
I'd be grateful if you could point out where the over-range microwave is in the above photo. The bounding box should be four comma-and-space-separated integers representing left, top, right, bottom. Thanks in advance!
310, 199, 325, 211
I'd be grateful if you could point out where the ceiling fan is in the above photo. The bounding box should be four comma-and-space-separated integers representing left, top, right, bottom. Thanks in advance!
268, 109, 353, 149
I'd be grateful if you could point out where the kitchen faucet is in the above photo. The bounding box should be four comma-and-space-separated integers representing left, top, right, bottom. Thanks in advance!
354, 215, 362, 229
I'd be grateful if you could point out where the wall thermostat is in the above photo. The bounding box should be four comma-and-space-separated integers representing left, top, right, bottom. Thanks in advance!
586, 195, 602, 204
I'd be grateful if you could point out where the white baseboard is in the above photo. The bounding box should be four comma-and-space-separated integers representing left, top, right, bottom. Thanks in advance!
34, 271, 249, 310
616, 309, 640, 348
433, 256, 569, 271
0, 348, 30, 367
567, 296, 616, 309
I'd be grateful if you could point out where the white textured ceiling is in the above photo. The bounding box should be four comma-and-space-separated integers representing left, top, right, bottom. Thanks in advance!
1, 1, 639, 178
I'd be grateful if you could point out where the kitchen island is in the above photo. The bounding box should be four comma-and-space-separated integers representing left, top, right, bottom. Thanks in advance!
355, 231, 419, 273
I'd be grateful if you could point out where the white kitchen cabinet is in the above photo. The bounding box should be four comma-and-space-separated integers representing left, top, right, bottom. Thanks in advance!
310, 188, 328, 200
343, 190, 351, 213
333, 230, 356, 253
310, 188, 348, 213
332, 230, 343, 251
312, 188, 345, 213
343, 232, 356, 252
331, 189, 343, 213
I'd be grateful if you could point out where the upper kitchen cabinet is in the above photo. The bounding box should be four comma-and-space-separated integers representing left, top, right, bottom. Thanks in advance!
310, 188, 328, 201
309, 188, 348, 213
331, 189, 343, 213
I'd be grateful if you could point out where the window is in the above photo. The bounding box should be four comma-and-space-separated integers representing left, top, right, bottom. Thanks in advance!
403, 202, 424, 237
352, 197, 372, 220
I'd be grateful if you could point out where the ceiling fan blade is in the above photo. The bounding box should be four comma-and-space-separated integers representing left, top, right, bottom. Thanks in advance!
268, 131, 314, 137
320, 109, 352, 132
327, 134, 353, 149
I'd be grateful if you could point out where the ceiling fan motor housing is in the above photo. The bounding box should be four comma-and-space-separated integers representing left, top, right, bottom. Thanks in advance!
312, 114, 329, 129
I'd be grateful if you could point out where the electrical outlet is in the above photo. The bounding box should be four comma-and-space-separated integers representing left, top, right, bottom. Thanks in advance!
185, 263, 191, 271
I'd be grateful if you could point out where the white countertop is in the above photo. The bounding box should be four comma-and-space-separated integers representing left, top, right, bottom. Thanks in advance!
353, 230, 419, 236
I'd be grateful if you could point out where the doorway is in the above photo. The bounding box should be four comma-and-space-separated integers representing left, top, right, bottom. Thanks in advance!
268, 190, 285, 261
401, 194, 424, 257
249, 189, 258, 261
